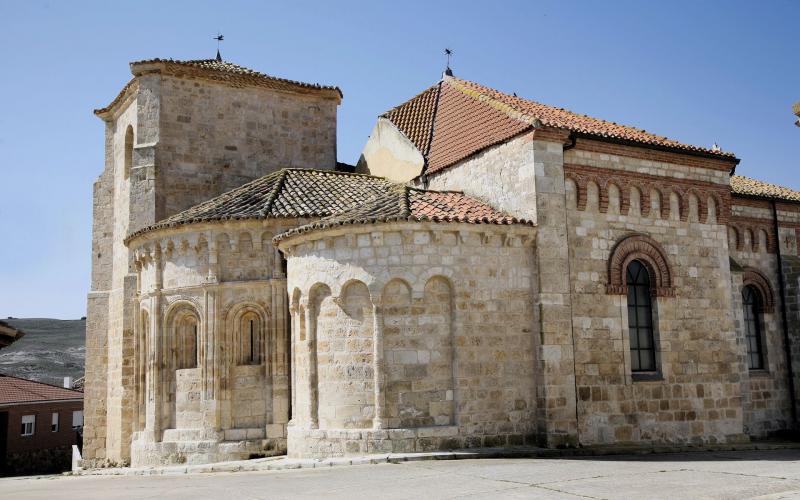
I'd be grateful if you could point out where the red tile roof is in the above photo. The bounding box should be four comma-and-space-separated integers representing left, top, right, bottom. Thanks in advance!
274, 185, 533, 243
731, 175, 800, 202
0, 374, 83, 405
383, 75, 737, 176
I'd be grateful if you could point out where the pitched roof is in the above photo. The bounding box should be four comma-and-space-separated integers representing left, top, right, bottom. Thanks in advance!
275, 185, 533, 243
95, 58, 342, 117
0, 374, 83, 405
731, 175, 800, 203
126, 169, 395, 241
383, 75, 736, 176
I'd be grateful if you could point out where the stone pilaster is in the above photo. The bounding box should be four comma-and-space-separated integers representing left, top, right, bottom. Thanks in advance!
531, 129, 579, 448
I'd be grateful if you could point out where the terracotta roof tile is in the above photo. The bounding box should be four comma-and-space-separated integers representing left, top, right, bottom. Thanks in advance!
0, 374, 83, 405
96, 58, 341, 116
126, 169, 394, 241
382, 84, 440, 154
731, 175, 800, 202
274, 185, 533, 243
384, 75, 736, 177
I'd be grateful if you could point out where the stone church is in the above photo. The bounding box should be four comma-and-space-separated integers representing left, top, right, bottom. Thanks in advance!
83, 56, 800, 467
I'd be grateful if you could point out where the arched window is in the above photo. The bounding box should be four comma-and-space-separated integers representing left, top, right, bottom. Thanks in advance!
627, 260, 656, 372
176, 315, 198, 369
239, 312, 263, 365
124, 125, 134, 179
742, 286, 765, 370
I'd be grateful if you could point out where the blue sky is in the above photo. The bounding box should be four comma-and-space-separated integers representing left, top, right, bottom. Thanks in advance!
0, 0, 797, 319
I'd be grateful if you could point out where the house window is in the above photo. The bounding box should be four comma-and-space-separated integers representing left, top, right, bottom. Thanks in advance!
51, 412, 59, 432
21, 415, 35, 436
239, 312, 263, 365
627, 260, 657, 372
743, 285, 765, 370
72, 410, 83, 430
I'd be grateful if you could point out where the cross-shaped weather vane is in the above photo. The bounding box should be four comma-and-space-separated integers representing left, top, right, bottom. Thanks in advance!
444, 48, 453, 76
213, 32, 224, 61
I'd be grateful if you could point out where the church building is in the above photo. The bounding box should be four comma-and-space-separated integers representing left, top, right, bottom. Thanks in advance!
83, 56, 800, 467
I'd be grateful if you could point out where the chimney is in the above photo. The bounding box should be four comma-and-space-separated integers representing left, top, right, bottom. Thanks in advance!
64, 376, 73, 389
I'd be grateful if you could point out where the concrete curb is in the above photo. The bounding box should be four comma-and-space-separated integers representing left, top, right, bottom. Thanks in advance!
68, 441, 800, 477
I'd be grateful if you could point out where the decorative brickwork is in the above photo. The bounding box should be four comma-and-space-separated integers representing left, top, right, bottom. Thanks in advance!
742, 267, 776, 313
606, 234, 675, 297
564, 164, 730, 223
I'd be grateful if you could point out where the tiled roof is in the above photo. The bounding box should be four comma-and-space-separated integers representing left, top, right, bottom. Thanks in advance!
126, 169, 395, 241
384, 75, 736, 176
0, 374, 83, 405
95, 58, 341, 116
275, 185, 533, 243
731, 175, 800, 202
383, 84, 440, 155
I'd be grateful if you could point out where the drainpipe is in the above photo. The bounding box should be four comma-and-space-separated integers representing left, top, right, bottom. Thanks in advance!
771, 200, 797, 427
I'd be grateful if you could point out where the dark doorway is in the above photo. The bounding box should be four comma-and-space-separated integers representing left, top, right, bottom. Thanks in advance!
0, 411, 8, 473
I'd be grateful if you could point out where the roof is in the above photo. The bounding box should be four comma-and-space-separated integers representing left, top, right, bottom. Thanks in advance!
0, 373, 83, 405
383, 75, 737, 176
275, 185, 533, 243
95, 58, 342, 117
731, 175, 800, 203
126, 169, 395, 241
0, 320, 25, 350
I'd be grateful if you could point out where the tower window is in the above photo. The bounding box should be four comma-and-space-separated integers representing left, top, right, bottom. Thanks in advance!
124, 125, 134, 179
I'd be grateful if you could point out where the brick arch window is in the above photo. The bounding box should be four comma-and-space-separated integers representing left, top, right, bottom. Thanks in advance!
606, 234, 675, 297
742, 285, 766, 370
627, 260, 657, 372
742, 268, 775, 314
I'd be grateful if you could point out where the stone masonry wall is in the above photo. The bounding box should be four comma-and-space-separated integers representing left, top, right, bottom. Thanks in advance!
155, 75, 338, 220
281, 221, 537, 458
126, 219, 293, 466
425, 132, 537, 221
728, 225, 792, 437
563, 148, 745, 446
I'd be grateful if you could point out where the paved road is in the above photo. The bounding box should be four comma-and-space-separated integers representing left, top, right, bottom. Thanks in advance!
3, 449, 800, 499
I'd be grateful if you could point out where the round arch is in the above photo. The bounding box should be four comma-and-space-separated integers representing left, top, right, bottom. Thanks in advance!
742, 267, 775, 313
606, 234, 675, 297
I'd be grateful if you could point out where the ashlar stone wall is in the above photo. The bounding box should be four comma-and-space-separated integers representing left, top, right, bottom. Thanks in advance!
729, 199, 799, 436
156, 75, 339, 219
563, 146, 746, 446
125, 219, 298, 466
280, 221, 538, 458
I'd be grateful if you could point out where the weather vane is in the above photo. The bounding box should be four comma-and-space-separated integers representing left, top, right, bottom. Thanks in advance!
444, 48, 453, 76
213, 32, 224, 62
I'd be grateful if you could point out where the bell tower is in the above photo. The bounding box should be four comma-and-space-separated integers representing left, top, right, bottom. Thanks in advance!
83, 56, 341, 464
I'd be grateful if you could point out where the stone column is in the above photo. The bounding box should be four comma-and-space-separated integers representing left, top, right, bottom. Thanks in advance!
289, 304, 297, 425
372, 303, 385, 429
304, 301, 319, 428
146, 292, 163, 441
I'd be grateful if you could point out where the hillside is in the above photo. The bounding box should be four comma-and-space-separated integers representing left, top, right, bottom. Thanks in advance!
0, 318, 85, 386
